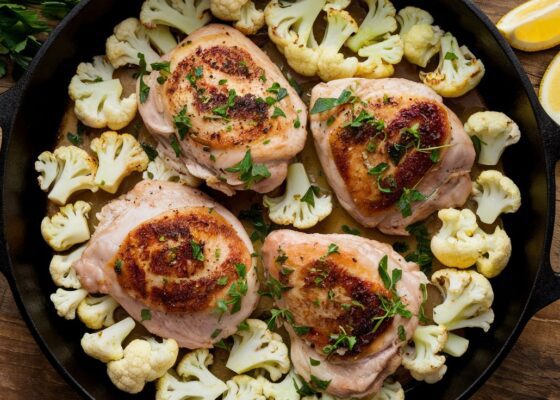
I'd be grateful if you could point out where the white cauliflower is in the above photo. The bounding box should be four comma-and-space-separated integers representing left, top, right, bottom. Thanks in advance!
443, 332, 469, 357
431, 208, 512, 278
146, 25, 178, 54
396, 6, 433, 37
107, 338, 179, 394
402, 325, 448, 384
81, 317, 136, 363
143, 156, 197, 186
258, 369, 302, 400
263, 163, 332, 230
210, 0, 264, 35
68, 56, 137, 130
141, 0, 211, 35
472, 170, 521, 224
316, 9, 359, 81
77, 295, 120, 329
430, 208, 486, 269
420, 33, 485, 98
106, 18, 161, 68
356, 34, 404, 78
46, 146, 98, 205
224, 375, 265, 400
156, 349, 228, 400
264, 0, 326, 76
403, 24, 443, 68
431, 269, 495, 332
35, 151, 59, 191
345, 0, 397, 52
49, 244, 86, 289
464, 111, 521, 165
41, 201, 91, 251
225, 319, 290, 381
50, 288, 88, 319
90, 131, 149, 194
370, 379, 405, 400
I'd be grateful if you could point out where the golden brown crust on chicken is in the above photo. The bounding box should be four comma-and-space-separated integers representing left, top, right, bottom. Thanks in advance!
113, 207, 251, 313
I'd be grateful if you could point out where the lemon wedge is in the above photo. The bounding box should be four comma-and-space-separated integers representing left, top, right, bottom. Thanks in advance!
497, 0, 560, 52
539, 51, 560, 124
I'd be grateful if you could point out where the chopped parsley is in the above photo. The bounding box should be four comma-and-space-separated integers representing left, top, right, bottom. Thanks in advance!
151, 61, 170, 84
140, 308, 152, 321
323, 327, 356, 356
405, 222, 433, 273
237, 320, 249, 331
398, 325, 406, 341
190, 240, 204, 261
345, 110, 384, 130
272, 106, 286, 118
218, 79, 228, 85
225, 150, 271, 187
217, 276, 228, 286
169, 135, 181, 157
326, 243, 339, 256
397, 188, 427, 217
260, 276, 292, 299
211, 328, 222, 339
301, 185, 320, 207
341, 224, 361, 236
239, 203, 272, 242
141, 142, 158, 161
173, 107, 191, 139
310, 89, 355, 114
267, 82, 288, 102
215, 263, 248, 315
67, 121, 85, 145
310, 375, 331, 391
267, 308, 293, 330
213, 88, 236, 118
137, 53, 150, 103
310, 358, 321, 366
470, 135, 485, 156
368, 162, 389, 176
114, 259, 122, 274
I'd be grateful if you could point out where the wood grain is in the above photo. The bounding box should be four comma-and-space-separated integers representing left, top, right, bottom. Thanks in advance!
0, 0, 559, 399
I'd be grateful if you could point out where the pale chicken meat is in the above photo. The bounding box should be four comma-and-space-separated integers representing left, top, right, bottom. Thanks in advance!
310, 78, 475, 235
139, 24, 307, 195
262, 230, 427, 398
73, 181, 258, 348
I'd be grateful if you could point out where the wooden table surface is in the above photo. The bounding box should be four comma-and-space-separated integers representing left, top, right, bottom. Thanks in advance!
0, 1, 559, 399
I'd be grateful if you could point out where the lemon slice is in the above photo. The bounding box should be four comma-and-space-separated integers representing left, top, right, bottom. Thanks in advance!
539, 51, 560, 124
497, 0, 560, 52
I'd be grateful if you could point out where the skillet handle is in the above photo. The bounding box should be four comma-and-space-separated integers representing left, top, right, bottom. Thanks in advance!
528, 111, 560, 315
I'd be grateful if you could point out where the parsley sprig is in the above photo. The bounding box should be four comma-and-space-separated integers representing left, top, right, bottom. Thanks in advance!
323, 326, 357, 356
225, 150, 271, 188
310, 89, 355, 114
215, 263, 248, 315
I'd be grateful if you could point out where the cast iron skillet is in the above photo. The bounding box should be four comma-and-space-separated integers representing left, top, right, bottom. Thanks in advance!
0, 0, 559, 398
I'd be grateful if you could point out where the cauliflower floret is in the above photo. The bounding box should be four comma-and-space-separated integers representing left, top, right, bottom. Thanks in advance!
420, 33, 485, 98
146, 25, 178, 54
106, 18, 161, 68
263, 163, 332, 230
41, 201, 91, 251
81, 317, 136, 363
68, 56, 137, 130
472, 170, 521, 224
107, 337, 179, 393
345, 0, 397, 52
143, 156, 197, 186
224, 375, 266, 400
210, 0, 264, 35
316, 9, 359, 81
35, 151, 60, 191
77, 294, 120, 329
432, 269, 495, 332
156, 349, 228, 400
464, 111, 521, 166
475, 225, 512, 278
431, 208, 512, 277
403, 24, 443, 68
234, 1, 265, 35
370, 379, 405, 400
443, 332, 469, 357
396, 6, 433, 37
430, 208, 485, 269
225, 319, 290, 381
356, 34, 403, 78
258, 369, 302, 400
402, 325, 448, 384
49, 244, 86, 289
46, 146, 98, 205
141, 0, 211, 35
90, 131, 149, 194
50, 288, 88, 319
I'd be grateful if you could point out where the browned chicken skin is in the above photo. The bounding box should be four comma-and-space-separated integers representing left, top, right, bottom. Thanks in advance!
262, 230, 427, 397
311, 78, 475, 235
139, 24, 308, 195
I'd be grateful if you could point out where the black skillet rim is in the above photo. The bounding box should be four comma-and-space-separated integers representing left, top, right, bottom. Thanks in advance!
0, 0, 556, 399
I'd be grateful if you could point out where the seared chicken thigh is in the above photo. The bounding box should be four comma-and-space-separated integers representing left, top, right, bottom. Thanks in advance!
73, 181, 258, 348
262, 230, 427, 398
139, 24, 307, 195
310, 78, 475, 235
